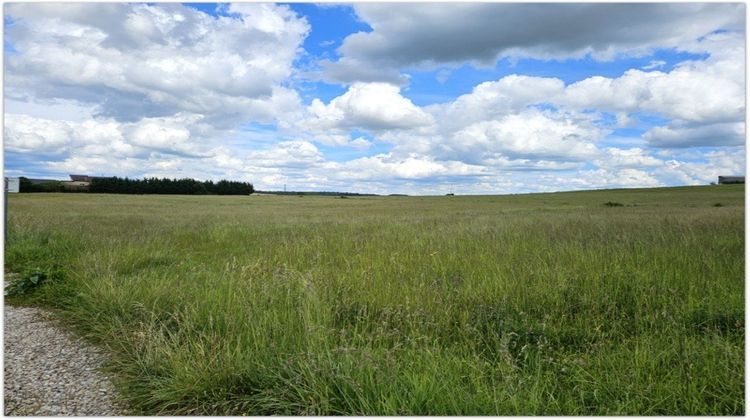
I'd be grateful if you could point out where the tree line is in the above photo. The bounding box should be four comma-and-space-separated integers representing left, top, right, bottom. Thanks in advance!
19, 176, 254, 195
19, 178, 65, 193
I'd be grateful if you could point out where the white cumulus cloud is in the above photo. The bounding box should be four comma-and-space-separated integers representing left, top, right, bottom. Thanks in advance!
303, 82, 434, 132
5, 3, 309, 125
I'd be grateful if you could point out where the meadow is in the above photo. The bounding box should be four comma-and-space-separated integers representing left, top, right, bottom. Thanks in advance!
4, 185, 745, 415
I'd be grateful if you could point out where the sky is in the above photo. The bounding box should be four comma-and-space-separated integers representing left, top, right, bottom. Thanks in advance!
3, 2, 746, 195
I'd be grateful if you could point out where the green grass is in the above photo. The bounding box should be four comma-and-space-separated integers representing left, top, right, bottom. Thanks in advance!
4, 184, 745, 415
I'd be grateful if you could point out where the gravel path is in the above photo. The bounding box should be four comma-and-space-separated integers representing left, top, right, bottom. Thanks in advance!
4, 305, 126, 416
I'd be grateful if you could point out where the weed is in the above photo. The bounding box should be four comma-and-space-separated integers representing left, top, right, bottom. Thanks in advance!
5, 268, 51, 296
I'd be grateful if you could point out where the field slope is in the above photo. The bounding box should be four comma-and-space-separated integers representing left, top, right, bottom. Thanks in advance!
5, 185, 745, 415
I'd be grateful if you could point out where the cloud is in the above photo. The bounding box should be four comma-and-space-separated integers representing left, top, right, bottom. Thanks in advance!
124, 114, 205, 156
5, 114, 79, 155
369, 75, 604, 168
326, 38, 744, 182
4, 97, 98, 122
5, 3, 310, 125
427, 75, 566, 131
301, 82, 434, 132
642, 60, 666, 70
564, 66, 744, 126
5, 114, 126, 156
448, 110, 602, 163
643, 122, 745, 148
196, 144, 488, 190
331, 153, 487, 181
5, 112, 216, 162
651, 147, 746, 185
317, 58, 409, 85
563, 31, 745, 126
596, 148, 663, 168
322, 3, 743, 81
245, 140, 325, 169
580, 168, 663, 189
349, 137, 373, 150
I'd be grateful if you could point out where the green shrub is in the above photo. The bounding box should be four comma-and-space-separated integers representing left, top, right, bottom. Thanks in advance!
5, 269, 50, 296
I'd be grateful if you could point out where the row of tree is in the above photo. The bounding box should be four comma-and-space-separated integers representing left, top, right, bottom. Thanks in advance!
89, 177, 254, 195
19, 176, 254, 195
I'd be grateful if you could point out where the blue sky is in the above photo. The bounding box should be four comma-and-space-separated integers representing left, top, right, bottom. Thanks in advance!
3, 3, 745, 194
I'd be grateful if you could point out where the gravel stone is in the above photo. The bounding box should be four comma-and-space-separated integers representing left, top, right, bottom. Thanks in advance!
4, 305, 126, 416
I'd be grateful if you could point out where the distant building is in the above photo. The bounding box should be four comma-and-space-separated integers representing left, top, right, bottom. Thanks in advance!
62, 174, 93, 191
62, 181, 90, 191
718, 176, 745, 184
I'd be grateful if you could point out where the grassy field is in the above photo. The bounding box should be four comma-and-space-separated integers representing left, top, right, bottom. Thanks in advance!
4, 185, 745, 415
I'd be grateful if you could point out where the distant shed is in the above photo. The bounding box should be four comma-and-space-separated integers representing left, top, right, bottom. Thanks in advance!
62, 174, 93, 191
62, 181, 90, 191
718, 176, 745, 184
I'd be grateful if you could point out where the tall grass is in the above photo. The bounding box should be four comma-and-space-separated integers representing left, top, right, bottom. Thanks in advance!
4, 185, 744, 415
